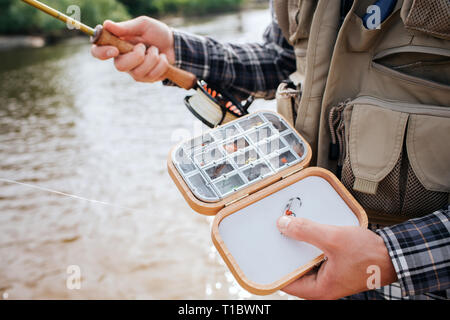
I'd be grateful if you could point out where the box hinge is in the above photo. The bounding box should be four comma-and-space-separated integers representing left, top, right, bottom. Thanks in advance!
225, 193, 249, 207
282, 166, 304, 180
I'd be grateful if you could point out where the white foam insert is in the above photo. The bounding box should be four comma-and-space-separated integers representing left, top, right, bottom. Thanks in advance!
218, 175, 359, 285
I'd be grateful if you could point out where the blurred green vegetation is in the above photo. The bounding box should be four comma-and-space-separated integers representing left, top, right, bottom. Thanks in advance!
0, 0, 245, 35
0, 0, 130, 34
149, 0, 243, 16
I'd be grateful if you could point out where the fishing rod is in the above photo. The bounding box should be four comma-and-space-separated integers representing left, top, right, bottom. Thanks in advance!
21, 0, 196, 90
21, 0, 253, 127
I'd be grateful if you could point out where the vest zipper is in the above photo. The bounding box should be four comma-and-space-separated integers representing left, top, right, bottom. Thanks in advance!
351, 96, 450, 117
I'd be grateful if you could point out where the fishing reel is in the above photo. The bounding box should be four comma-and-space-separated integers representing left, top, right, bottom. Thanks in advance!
184, 80, 254, 128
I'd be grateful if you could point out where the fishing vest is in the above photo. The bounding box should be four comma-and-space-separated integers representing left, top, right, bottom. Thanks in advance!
274, 0, 450, 225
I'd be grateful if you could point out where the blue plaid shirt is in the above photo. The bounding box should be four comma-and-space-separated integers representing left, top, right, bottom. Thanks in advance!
171, 8, 296, 100
169, 8, 450, 300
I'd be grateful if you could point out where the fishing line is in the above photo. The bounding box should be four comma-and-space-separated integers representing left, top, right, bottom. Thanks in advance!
0, 178, 203, 238
0, 177, 137, 212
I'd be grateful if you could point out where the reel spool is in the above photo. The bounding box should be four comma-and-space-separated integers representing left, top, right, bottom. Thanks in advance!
184, 80, 254, 128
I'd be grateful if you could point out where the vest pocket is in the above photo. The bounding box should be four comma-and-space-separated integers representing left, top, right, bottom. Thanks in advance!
286, 0, 317, 43
401, 0, 450, 40
373, 45, 450, 90
345, 9, 400, 53
330, 96, 450, 218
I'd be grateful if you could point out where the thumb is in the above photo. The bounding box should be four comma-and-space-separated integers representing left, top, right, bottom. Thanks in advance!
277, 216, 338, 256
103, 18, 148, 37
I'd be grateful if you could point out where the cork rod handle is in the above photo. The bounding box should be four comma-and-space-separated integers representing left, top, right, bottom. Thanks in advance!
91, 25, 197, 90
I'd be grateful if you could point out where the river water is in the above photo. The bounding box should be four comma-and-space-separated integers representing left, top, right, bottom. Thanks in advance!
0, 9, 295, 300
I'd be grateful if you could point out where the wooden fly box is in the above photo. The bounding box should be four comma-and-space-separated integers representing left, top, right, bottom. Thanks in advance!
167, 111, 367, 295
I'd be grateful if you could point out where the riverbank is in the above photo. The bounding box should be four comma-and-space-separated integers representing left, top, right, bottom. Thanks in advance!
0, 36, 46, 51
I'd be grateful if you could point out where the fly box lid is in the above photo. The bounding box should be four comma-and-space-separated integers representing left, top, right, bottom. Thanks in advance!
167, 111, 367, 295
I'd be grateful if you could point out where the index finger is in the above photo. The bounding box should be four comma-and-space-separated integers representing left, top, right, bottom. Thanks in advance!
103, 17, 148, 38
282, 272, 320, 299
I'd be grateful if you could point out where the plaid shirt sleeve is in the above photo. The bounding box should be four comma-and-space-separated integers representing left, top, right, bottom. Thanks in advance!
376, 205, 450, 297
169, 9, 296, 100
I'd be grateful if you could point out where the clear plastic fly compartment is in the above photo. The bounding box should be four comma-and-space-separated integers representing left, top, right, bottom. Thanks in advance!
267, 131, 307, 172
281, 131, 307, 159
242, 160, 274, 182
256, 136, 286, 156
194, 144, 224, 167
222, 135, 251, 155
261, 112, 289, 134
247, 125, 275, 145
172, 133, 222, 203
172, 156, 221, 203
173, 147, 196, 175
238, 114, 265, 132
213, 172, 247, 198
233, 147, 260, 168
258, 112, 308, 173
204, 159, 236, 180
212, 123, 242, 141
182, 132, 215, 155
186, 172, 219, 202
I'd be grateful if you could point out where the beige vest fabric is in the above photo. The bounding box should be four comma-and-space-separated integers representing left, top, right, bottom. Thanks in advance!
275, 0, 450, 225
